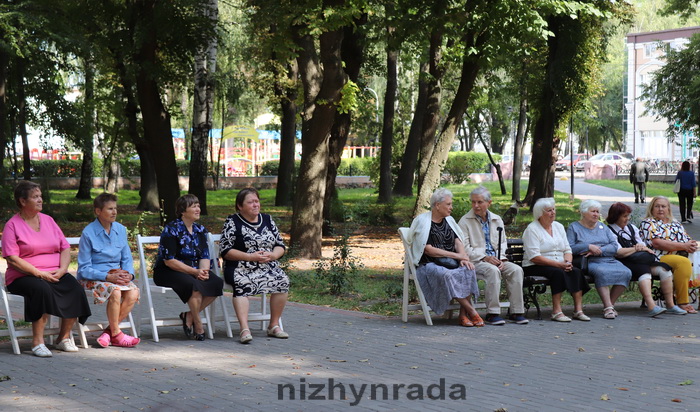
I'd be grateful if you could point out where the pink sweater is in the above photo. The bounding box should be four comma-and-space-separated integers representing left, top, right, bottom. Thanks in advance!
2, 213, 69, 286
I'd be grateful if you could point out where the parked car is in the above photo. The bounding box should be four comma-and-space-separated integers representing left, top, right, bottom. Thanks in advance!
577, 152, 633, 171
555, 153, 589, 171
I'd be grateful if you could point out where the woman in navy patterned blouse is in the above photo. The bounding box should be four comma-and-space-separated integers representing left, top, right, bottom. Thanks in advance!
154, 194, 223, 340
220, 188, 289, 344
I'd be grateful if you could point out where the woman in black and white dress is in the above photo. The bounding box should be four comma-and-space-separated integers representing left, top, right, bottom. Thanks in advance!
220, 188, 289, 343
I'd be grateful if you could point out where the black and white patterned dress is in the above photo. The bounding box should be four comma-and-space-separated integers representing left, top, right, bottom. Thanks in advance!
220, 213, 289, 297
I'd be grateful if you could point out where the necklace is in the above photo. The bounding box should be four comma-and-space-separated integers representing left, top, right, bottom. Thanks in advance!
238, 213, 262, 229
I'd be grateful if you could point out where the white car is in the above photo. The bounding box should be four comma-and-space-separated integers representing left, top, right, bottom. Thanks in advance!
578, 153, 632, 171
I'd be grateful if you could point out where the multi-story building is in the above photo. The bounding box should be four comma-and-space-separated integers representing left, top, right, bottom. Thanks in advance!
625, 26, 700, 161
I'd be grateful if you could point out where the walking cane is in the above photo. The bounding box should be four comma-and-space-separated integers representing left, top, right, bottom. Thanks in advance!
497, 227, 503, 260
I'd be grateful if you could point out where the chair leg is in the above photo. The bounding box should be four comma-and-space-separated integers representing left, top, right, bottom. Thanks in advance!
261, 294, 268, 331
204, 306, 214, 340
127, 312, 138, 338
220, 296, 233, 338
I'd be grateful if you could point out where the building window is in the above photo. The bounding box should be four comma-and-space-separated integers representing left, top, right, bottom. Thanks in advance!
644, 43, 656, 58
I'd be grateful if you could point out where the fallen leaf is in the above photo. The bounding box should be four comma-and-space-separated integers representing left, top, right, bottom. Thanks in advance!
672, 398, 682, 403
608, 356, 614, 359
160, 391, 169, 394
567, 331, 575, 334
329, 360, 347, 363
678, 380, 693, 386
578, 347, 585, 352
0, 376, 10, 382
689, 334, 697, 338
358, 359, 369, 362
395, 343, 407, 347
123, 397, 129, 399
616, 387, 629, 391
68, 384, 76, 387
248, 365, 256, 368
410, 366, 418, 369
635, 336, 641, 340
600, 394, 609, 401
549, 352, 557, 355
512, 364, 521, 367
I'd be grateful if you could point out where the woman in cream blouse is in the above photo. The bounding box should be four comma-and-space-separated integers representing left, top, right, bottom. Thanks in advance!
522, 198, 590, 322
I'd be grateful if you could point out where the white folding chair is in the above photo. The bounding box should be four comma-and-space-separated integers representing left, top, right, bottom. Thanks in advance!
207, 233, 279, 337
0, 239, 86, 355
136, 235, 213, 342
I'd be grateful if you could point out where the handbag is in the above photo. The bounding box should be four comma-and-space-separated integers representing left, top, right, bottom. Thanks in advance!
673, 178, 681, 194
690, 251, 700, 287
433, 257, 460, 269
622, 250, 658, 266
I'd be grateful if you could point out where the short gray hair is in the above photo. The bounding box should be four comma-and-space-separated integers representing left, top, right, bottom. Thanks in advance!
532, 197, 556, 220
579, 199, 602, 217
470, 186, 491, 202
430, 188, 453, 208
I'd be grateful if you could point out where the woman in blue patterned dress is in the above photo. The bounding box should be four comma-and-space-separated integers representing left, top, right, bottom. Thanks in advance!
154, 194, 223, 340
566, 200, 632, 319
220, 188, 290, 343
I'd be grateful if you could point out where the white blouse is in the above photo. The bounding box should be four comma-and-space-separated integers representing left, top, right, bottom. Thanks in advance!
522, 219, 572, 267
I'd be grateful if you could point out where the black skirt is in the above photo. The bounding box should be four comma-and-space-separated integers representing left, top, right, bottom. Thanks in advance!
153, 265, 223, 304
7, 275, 91, 324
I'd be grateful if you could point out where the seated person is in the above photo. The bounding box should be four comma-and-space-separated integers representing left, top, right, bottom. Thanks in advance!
566, 200, 632, 319
407, 188, 482, 327
522, 198, 590, 322
153, 194, 224, 340
639, 196, 697, 313
458, 186, 527, 325
78, 193, 141, 347
605, 202, 685, 316
2, 180, 91, 357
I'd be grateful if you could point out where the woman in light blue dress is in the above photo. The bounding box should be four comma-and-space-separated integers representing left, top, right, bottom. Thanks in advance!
567, 200, 632, 319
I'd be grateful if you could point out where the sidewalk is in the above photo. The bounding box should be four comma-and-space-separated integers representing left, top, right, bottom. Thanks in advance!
1, 180, 699, 411
2, 279, 700, 411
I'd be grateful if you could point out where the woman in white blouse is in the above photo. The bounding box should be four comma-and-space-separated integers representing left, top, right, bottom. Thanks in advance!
522, 198, 590, 322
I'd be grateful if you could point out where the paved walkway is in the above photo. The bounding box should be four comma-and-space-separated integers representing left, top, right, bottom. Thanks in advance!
1, 180, 699, 411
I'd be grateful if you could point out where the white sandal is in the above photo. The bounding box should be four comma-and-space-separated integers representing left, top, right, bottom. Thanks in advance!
551, 312, 571, 322
573, 311, 591, 321
239, 329, 252, 344
31, 343, 53, 358
267, 325, 289, 339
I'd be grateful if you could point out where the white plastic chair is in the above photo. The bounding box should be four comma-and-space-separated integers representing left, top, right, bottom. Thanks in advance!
136, 235, 214, 342
0, 239, 86, 354
207, 233, 279, 337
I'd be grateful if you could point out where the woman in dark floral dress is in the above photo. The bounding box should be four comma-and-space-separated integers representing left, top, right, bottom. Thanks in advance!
154, 194, 223, 340
220, 188, 289, 343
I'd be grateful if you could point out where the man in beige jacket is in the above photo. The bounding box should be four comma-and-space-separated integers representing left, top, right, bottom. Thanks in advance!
458, 186, 527, 325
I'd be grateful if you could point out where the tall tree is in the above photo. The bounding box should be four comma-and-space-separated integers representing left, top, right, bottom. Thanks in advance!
377, 3, 398, 204
524, 0, 633, 205
642, 33, 700, 173
76, 56, 96, 199
190, 0, 219, 215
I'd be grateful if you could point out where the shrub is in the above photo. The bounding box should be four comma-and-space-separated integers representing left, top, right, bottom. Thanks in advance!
314, 232, 364, 295
338, 157, 373, 176
443, 152, 500, 184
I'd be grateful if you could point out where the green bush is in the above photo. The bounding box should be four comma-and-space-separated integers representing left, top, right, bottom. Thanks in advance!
337, 157, 373, 176
260, 159, 302, 176
443, 152, 500, 184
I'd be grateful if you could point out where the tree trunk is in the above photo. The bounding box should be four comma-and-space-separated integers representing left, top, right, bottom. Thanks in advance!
511, 79, 528, 203
476, 125, 506, 195
322, 17, 365, 234
0, 47, 8, 181
16, 59, 30, 181
377, 17, 397, 204
413, 48, 485, 215
189, 0, 218, 215
115, 55, 159, 211
291, 10, 347, 258
393, 61, 428, 196
134, 0, 180, 222
416, 31, 446, 191
275, 61, 298, 207
76, 57, 95, 199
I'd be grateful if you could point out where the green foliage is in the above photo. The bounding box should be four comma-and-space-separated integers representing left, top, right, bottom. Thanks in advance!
642, 33, 700, 143
337, 80, 360, 115
443, 152, 496, 184
314, 232, 364, 296
337, 157, 373, 176
260, 160, 301, 176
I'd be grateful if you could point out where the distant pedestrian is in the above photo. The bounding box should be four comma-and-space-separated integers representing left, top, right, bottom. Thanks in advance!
630, 157, 649, 204
675, 161, 696, 223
